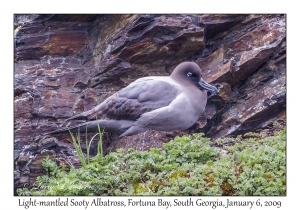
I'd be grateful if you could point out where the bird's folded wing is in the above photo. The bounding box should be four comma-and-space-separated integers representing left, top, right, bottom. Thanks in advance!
68, 78, 181, 122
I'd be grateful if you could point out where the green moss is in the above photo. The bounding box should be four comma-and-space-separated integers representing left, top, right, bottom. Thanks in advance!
17, 129, 286, 196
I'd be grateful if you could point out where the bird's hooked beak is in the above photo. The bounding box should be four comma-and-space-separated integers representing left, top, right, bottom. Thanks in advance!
199, 77, 218, 95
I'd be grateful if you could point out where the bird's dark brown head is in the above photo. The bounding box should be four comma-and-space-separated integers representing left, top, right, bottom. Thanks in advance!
171, 62, 202, 86
170, 62, 218, 94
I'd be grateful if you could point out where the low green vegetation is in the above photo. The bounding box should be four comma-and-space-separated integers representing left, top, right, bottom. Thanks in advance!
17, 129, 286, 196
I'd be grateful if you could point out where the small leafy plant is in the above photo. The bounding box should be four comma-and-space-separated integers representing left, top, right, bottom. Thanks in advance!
17, 129, 286, 196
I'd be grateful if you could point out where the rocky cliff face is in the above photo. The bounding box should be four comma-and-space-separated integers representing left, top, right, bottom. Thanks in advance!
14, 14, 286, 193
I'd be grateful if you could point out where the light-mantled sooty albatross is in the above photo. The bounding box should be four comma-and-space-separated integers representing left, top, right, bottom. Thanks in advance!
47, 62, 218, 138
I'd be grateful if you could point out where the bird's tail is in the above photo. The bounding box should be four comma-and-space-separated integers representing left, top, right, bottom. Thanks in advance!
45, 119, 133, 137
46, 120, 102, 135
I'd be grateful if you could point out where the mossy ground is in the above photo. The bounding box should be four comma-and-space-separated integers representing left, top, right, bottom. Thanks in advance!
17, 129, 286, 196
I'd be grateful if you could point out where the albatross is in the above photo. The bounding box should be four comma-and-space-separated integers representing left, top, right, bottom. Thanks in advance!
47, 62, 218, 138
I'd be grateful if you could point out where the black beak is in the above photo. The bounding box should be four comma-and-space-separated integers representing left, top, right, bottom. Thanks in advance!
199, 77, 218, 95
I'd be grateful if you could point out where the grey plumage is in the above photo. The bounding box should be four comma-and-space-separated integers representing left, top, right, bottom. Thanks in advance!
47, 62, 218, 137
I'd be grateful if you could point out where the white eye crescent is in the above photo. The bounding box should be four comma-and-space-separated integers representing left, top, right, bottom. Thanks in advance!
187, 72, 192, 77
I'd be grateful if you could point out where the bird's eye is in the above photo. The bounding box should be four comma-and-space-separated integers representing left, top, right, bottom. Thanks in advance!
187, 72, 193, 77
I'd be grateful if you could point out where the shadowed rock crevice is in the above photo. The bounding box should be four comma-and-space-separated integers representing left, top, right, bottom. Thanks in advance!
14, 14, 286, 193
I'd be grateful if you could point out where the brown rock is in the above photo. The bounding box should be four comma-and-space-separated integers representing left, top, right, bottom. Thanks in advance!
14, 92, 33, 119
19, 176, 29, 184
200, 14, 245, 38
38, 137, 57, 150
31, 89, 77, 118
17, 156, 29, 166
118, 15, 205, 64
217, 82, 231, 101
83, 88, 98, 111
15, 17, 90, 60
196, 47, 232, 85
24, 142, 39, 152
206, 45, 286, 139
